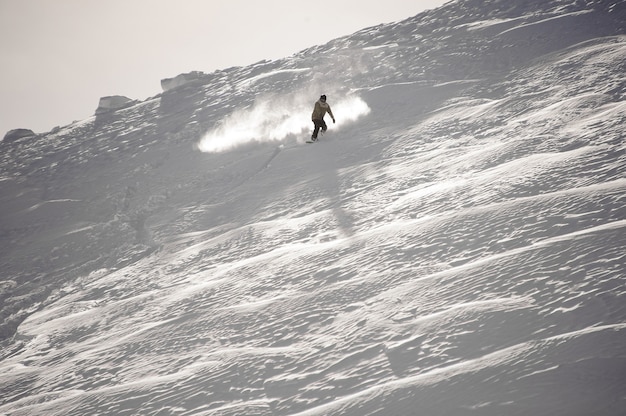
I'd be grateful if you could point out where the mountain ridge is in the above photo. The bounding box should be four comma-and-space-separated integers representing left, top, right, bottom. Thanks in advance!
1, 0, 625, 414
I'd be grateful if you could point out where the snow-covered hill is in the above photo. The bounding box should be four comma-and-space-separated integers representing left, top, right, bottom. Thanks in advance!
1, 0, 625, 414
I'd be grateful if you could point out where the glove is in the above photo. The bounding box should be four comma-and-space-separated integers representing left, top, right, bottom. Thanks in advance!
332, 118, 336, 124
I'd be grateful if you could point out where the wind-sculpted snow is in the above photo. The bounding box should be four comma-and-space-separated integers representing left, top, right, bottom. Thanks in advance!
1, 1, 625, 415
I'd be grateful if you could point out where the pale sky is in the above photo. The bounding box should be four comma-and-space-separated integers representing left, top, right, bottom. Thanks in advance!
0, 0, 447, 136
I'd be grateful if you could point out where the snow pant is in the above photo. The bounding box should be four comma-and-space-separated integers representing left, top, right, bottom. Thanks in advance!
312, 119, 327, 139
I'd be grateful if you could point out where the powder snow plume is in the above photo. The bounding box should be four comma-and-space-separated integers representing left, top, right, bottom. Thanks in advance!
197, 92, 371, 153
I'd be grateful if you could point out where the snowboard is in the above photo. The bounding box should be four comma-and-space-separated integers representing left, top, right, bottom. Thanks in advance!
307, 130, 326, 143
306, 133, 324, 143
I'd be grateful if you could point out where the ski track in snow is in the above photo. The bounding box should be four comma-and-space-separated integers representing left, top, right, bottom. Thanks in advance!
1, 2, 625, 415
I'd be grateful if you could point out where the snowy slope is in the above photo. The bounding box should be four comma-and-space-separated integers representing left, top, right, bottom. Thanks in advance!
1, 0, 625, 415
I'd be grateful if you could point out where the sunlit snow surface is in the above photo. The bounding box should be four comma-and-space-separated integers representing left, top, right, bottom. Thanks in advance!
1, 1, 625, 415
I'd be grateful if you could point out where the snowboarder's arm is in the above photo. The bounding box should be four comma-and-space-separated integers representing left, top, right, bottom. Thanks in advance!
328, 106, 336, 123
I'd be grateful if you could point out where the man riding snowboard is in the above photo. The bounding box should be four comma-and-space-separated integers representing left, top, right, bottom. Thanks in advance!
311, 94, 335, 141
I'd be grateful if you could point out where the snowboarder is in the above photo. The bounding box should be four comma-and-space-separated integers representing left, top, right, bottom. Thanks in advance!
311, 94, 335, 141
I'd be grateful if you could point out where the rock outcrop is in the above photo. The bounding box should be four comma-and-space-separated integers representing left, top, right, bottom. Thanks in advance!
95, 95, 135, 115
2, 128, 35, 143
161, 71, 204, 92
